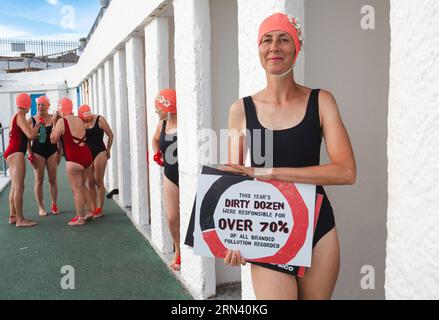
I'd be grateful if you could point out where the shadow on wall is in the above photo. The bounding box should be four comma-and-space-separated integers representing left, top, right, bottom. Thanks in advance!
305, 0, 390, 299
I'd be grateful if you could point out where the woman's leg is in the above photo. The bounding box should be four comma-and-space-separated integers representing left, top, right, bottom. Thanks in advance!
46, 152, 59, 211
7, 154, 38, 227
93, 151, 107, 211
297, 228, 340, 300
83, 165, 94, 219
163, 175, 180, 270
8, 174, 16, 224
251, 264, 299, 300
33, 154, 47, 216
85, 164, 97, 212
65, 161, 86, 225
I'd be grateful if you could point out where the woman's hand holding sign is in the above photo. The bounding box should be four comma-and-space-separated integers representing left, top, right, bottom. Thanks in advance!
224, 250, 247, 267
220, 164, 273, 181
219, 164, 275, 268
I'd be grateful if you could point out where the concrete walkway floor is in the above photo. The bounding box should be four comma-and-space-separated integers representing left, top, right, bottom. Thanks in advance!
0, 160, 192, 300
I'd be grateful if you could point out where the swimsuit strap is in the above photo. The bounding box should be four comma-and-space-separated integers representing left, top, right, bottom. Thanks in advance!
94, 115, 101, 129
162, 120, 167, 132
72, 135, 87, 144
63, 118, 86, 145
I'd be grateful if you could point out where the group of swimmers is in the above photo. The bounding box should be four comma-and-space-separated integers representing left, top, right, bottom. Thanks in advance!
4, 94, 113, 227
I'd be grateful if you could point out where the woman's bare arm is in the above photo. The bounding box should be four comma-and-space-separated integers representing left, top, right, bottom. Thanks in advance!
17, 114, 39, 140
152, 121, 163, 154
50, 118, 64, 144
99, 116, 114, 153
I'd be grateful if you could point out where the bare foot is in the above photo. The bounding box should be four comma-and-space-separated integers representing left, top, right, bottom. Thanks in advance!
169, 254, 181, 271
84, 212, 94, 221
38, 208, 48, 217
16, 219, 38, 228
68, 216, 86, 226
9, 216, 16, 225
92, 208, 104, 219
51, 203, 60, 215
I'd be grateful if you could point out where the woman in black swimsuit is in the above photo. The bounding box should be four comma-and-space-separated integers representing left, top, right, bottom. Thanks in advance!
78, 104, 113, 219
223, 13, 356, 300
152, 89, 180, 271
27, 96, 61, 217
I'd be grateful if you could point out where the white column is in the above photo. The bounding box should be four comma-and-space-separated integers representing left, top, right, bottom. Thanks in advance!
174, 0, 215, 299
79, 83, 84, 105
104, 58, 118, 191
145, 18, 174, 254
84, 80, 90, 105
98, 66, 110, 190
92, 72, 99, 114
89, 76, 94, 110
125, 36, 149, 226
386, 0, 439, 299
237, 0, 305, 300
113, 49, 131, 208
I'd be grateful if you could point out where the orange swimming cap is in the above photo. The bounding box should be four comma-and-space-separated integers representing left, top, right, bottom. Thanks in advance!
78, 104, 92, 120
16, 93, 31, 111
258, 13, 304, 64
155, 89, 177, 114
36, 96, 50, 109
59, 98, 73, 116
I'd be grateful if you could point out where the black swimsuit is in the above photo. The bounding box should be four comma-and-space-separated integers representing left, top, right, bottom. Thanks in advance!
85, 116, 107, 160
31, 117, 58, 159
244, 89, 335, 275
159, 120, 179, 187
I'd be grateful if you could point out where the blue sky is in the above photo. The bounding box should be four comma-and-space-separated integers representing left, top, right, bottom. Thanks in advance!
0, 0, 101, 42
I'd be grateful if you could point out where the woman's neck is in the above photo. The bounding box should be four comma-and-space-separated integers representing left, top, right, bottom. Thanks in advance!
167, 115, 177, 127
265, 72, 301, 104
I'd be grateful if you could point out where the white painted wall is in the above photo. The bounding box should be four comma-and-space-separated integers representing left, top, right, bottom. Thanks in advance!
0, 67, 72, 87
88, 76, 94, 111
92, 72, 99, 115
97, 66, 110, 189
125, 36, 149, 227
210, 0, 241, 286
0, 93, 13, 151
305, 0, 389, 300
113, 49, 132, 208
386, 0, 439, 300
145, 17, 174, 254
104, 59, 118, 191
174, 0, 216, 300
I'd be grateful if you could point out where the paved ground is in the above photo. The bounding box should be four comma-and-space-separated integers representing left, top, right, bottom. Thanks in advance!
0, 160, 192, 300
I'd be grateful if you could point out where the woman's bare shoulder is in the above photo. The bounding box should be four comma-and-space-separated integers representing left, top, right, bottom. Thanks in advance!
229, 98, 245, 117
318, 89, 339, 112
229, 89, 264, 115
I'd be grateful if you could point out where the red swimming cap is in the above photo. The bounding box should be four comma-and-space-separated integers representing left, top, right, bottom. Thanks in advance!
155, 89, 177, 114
78, 104, 92, 120
16, 93, 31, 111
59, 98, 73, 116
36, 96, 50, 108
258, 13, 303, 64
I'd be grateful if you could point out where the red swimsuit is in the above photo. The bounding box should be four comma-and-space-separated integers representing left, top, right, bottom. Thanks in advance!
61, 118, 93, 168
3, 115, 28, 160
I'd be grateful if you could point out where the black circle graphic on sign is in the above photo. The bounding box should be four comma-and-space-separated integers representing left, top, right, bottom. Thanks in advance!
199, 175, 252, 232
